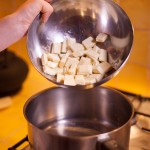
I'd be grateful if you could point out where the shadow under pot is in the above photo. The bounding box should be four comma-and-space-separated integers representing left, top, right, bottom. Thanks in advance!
24, 86, 134, 150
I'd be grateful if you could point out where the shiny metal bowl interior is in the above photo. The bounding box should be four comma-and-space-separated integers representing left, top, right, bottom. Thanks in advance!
27, 0, 133, 88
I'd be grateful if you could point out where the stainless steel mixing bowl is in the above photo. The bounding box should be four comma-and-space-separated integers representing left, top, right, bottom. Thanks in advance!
27, 0, 134, 88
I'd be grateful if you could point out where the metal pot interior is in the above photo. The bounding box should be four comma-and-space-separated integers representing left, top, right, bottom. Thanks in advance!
24, 87, 134, 137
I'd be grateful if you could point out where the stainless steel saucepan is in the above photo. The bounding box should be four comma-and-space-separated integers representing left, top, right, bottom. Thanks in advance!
24, 86, 134, 150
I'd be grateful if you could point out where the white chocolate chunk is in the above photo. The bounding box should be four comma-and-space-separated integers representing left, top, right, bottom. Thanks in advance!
67, 50, 73, 56
59, 54, 65, 58
85, 76, 96, 84
52, 43, 62, 54
59, 53, 70, 68
75, 75, 85, 85
92, 59, 100, 66
57, 73, 65, 83
98, 49, 107, 62
68, 64, 78, 75
93, 45, 101, 53
67, 37, 76, 49
43, 66, 57, 76
55, 67, 64, 74
97, 62, 112, 74
47, 53, 60, 63
78, 57, 91, 65
64, 75, 76, 86
89, 74, 103, 82
41, 53, 48, 65
72, 50, 85, 57
96, 33, 108, 42
46, 61, 58, 68
63, 66, 68, 74
86, 49, 99, 60
92, 65, 99, 74
77, 64, 92, 75
65, 57, 79, 68
82, 37, 95, 49
41, 33, 112, 86
61, 39, 67, 53
70, 43, 85, 52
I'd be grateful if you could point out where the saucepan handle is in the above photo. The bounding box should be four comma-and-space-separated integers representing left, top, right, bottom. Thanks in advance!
8, 136, 28, 150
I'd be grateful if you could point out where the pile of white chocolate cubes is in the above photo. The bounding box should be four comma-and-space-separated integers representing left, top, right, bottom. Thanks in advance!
41, 33, 112, 86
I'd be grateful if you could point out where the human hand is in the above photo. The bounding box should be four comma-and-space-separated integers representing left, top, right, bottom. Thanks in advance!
0, 0, 53, 51
15, 0, 53, 32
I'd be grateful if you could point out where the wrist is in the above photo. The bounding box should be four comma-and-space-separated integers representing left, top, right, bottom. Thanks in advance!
12, 11, 29, 37
0, 13, 26, 51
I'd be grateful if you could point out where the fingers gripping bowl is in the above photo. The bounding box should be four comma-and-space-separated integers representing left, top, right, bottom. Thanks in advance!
27, 0, 133, 88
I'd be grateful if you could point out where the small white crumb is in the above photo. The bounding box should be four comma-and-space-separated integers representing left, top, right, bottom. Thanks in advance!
96, 33, 108, 42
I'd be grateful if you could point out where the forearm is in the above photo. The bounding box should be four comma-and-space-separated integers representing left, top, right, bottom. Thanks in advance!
0, 0, 53, 52
0, 12, 26, 51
